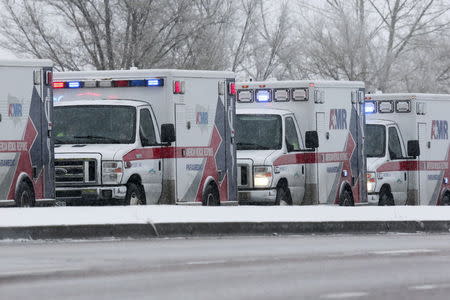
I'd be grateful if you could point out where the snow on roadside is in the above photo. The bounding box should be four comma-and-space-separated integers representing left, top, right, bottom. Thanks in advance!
1, 206, 450, 227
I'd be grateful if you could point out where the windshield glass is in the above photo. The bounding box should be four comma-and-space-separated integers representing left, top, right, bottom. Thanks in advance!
365, 124, 386, 158
236, 114, 282, 150
54, 105, 136, 144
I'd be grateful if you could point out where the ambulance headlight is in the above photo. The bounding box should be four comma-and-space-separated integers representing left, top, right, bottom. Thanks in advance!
102, 161, 123, 184
367, 172, 377, 193
254, 166, 273, 188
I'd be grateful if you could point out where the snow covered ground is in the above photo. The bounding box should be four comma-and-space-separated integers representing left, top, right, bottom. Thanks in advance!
1, 206, 450, 227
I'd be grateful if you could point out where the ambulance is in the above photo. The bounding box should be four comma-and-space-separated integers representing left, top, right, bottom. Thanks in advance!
0, 59, 54, 207
235, 80, 366, 205
365, 93, 450, 205
52, 69, 236, 206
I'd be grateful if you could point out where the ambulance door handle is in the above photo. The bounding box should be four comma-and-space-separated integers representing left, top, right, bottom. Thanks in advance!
158, 160, 161, 171
302, 166, 304, 175
404, 172, 407, 181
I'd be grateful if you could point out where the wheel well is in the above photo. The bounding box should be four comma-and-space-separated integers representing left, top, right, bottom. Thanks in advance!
127, 174, 142, 185
276, 178, 288, 189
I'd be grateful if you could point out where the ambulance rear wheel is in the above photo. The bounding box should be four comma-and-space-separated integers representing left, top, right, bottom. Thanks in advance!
339, 189, 354, 206
441, 193, 450, 205
203, 184, 220, 206
126, 183, 146, 205
15, 181, 35, 207
378, 189, 394, 206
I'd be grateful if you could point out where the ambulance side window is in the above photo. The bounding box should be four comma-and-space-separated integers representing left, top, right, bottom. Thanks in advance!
285, 117, 300, 151
140, 109, 157, 146
388, 127, 403, 160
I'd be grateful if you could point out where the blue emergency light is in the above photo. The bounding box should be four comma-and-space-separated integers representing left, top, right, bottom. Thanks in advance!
130, 80, 147, 87
67, 81, 83, 88
365, 101, 376, 114
256, 89, 271, 102
147, 78, 164, 87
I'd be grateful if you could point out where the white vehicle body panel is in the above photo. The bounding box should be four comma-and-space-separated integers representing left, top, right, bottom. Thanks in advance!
366, 93, 450, 205
0, 59, 54, 206
53, 70, 236, 205
236, 80, 366, 205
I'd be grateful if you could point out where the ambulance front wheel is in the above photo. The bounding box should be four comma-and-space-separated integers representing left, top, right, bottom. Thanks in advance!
15, 180, 35, 207
378, 187, 394, 206
339, 189, 354, 206
275, 186, 292, 206
202, 183, 220, 206
126, 183, 146, 205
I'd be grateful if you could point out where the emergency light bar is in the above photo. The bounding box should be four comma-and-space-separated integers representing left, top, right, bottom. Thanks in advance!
292, 88, 308, 101
395, 100, 411, 113
52, 78, 164, 89
255, 89, 271, 102
237, 90, 253, 102
274, 89, 289, 102
365, 101, 376, 114
378, 101, 394, 113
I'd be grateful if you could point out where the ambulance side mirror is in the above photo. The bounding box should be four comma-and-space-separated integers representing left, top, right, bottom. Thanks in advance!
305, 131, 319, 149
161, 123, 176, 144
407, 140, 420, 158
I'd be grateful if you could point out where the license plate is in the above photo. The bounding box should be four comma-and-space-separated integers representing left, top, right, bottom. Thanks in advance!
55, 200, 66, 206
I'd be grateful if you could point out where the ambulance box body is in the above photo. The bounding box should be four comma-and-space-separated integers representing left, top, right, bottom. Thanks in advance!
235, 80, 366, 205
53, 69, 236, 205
366, 93, 450, 205
0, 59, 54, 206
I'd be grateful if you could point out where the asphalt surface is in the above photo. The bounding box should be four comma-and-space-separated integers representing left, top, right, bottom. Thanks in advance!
1, 234, 450, 299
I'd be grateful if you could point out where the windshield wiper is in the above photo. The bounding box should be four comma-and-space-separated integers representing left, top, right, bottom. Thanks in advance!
74, 135, 122, 143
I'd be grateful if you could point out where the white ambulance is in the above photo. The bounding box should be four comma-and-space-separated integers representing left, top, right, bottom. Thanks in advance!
0, 59, 54, 207
365, 93, 450, 205
235, 80, 366, 205
52, 69, 236, 206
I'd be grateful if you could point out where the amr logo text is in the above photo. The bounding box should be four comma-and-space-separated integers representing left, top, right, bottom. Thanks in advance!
431, 120, 448, 140
329, 109, 347, 130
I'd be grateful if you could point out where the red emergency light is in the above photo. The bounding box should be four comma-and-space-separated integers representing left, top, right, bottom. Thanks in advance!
53, 82, 66, 89
113, 80, 130, 87
229, 83, 236, 95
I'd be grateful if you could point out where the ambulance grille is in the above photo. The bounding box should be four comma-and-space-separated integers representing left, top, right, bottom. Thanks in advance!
55, 159, 97, 185
238, 164, 251, 187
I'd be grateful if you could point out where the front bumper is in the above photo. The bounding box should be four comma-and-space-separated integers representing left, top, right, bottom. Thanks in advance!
55, 185, 127, 205
367, 193, 380, 205
238, 188, 277, 205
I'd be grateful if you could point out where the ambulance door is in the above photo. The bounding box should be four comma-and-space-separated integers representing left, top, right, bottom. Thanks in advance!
284, 116, 305, 204
387, 126, 407, 204
316, 112, 326, 204
138, 107, 162, 204
31, 68, 49, 201
175, 103, 202, 203
39, 67, 54, 201
418, 122, 427, 205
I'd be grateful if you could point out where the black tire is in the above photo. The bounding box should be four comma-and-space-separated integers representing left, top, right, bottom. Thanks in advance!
441, 193, 450, 206
275, 186, 292, 205
15, 181, 35, 207
125, 183, 146, 205
202, 184, 220, 206
339, 189, 354, 206
378, 189, 394, 206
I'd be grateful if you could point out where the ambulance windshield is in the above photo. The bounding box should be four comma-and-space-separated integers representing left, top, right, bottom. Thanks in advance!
365, 124, 386, 158
54, 105, 136, 144
235, 114, 282, 150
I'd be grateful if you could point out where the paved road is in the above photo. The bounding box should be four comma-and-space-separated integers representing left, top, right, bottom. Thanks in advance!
1, 234, 450, 299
